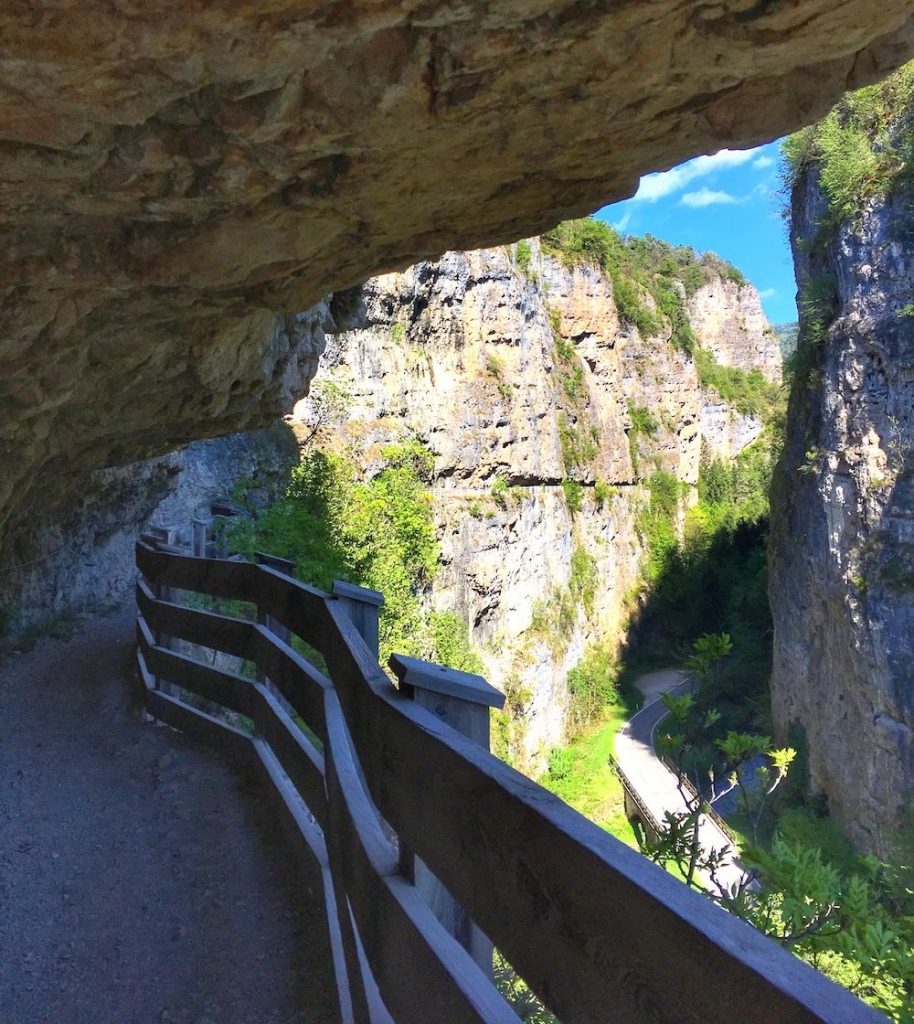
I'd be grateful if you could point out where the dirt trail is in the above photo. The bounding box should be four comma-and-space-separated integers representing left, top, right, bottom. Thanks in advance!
0, 607, 337, 1024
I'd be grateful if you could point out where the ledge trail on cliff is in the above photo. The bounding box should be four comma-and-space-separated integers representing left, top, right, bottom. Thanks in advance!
0, 608, 337, 1024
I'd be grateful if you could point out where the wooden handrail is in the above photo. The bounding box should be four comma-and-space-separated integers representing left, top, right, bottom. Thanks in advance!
134, 540, 886, 1024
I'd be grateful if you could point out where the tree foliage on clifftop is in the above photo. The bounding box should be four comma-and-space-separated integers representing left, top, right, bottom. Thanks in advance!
541, 217, 746, 352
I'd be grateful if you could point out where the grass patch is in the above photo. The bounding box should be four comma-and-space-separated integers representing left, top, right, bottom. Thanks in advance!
539, 708, 639, 846
782, 60, 914, 219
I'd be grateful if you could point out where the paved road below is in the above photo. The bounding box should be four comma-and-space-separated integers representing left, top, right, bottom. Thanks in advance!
615, 668, 748, 893
0, 608, 337, 1024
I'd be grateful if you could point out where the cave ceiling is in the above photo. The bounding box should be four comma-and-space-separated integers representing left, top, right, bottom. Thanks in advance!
2, 0, 914, 559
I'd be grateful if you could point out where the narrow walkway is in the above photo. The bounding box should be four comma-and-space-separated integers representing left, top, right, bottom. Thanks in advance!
616, 669, 748, 893
0, 608, 337, 1024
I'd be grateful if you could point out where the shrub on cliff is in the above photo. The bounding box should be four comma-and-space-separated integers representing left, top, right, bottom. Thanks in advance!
541, 217, 746, 353
695, 348, 782, 421
229, 438, 480, 670
782, 60, 914, 218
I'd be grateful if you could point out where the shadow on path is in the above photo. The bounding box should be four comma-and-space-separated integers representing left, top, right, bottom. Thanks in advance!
0, 607, 337, 1024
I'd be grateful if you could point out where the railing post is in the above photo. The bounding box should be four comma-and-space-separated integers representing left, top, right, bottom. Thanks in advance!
139, 532, 178, 698
388, 653, 506, 976
331, 580, 384, 658
192, 517, 210, 557
255, 552, 295, 688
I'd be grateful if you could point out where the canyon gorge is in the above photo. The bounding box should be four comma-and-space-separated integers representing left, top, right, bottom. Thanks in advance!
5, 230, 782, 778
8, 10, 914, 1022
0, 0, 913, 881
1, 1, 913, 585
287, 239, 780, 766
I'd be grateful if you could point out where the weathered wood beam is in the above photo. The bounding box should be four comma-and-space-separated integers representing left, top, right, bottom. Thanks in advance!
250, 680, 328, 833
324, 689, 519, 1024
320, 601, 884, 1024
134, 544, 888, 1024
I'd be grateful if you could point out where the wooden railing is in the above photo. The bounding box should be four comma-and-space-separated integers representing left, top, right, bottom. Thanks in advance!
135, 540, 884, 1024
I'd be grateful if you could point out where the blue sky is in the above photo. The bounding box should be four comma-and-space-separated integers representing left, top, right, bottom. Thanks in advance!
596, 139, 797, 325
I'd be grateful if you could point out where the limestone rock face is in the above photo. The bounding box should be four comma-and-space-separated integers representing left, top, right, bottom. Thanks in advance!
771, 169, 914, 855
1, 2, 913, 569
3, 428, 298, 630
700, 400, 764, 461
294, 241, 778, 765
689, 279, 783, 383
1, 301, 334, 576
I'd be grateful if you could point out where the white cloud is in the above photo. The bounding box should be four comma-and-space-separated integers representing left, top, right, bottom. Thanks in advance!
613, 211, 633, 232
680, 188, 741, 208
758, 288, 777, 299
632, 147, 762, 203
753, 155, 775, 170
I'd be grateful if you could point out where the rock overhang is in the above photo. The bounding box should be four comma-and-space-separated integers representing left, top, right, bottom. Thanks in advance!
2, 0, 914, 564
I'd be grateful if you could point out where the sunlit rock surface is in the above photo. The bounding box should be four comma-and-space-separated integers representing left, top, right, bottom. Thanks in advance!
292, 241, 779, 765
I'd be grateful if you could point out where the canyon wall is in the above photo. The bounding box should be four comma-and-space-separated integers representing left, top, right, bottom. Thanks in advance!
771, 169, 914, 855
292, 239, 779, 767
1, 427, 298, 632
689, 276, 783, 383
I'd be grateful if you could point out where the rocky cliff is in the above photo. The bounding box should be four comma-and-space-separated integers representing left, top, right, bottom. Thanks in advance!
770, 66, 914, 854
293, 236, 779, 767
771, 174, 914, 856
0, 3, 911, 580
688, 276, 782, 383
1, 427, 299, 632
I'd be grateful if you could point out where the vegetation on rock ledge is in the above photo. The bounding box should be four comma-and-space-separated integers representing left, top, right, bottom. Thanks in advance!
229, 439, 481, 671
783, 61, 914, 218
542, 217, 746, 352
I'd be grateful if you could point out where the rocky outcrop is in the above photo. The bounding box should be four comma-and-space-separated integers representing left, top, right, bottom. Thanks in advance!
689, 279, 783, 383
294, 240, 779, 766
2, 428, 297, 632
700, 400, 764, 461
771, 169, 914, 856
1, 4, 912, 574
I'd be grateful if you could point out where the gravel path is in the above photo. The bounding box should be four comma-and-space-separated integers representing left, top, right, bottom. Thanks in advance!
0, 608, 337, 1024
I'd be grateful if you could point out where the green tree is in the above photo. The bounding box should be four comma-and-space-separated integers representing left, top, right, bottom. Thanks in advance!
647, 634, 795, 890
229, 439, 481, 670
642, 643, 914, 1020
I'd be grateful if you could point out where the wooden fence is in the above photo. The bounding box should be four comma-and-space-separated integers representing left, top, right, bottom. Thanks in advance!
135, 539, 884, 1024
